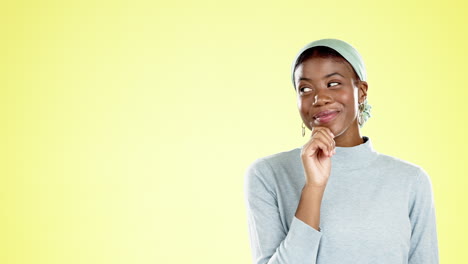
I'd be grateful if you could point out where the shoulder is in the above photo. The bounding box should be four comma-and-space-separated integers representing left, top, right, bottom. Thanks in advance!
246, 147, 301, 174
374, 152, 430, 183
244, 147, 301, 187
375, 153, 422, 171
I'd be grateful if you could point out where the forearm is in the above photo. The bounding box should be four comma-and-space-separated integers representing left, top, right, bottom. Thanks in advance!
246, 164, 323, 264
295, 185, 325, 231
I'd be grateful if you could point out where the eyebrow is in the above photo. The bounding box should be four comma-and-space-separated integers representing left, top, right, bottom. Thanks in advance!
299, 72, 344, 82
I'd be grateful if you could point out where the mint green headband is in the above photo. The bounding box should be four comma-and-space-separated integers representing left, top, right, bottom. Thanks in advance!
291, 38, 367, 89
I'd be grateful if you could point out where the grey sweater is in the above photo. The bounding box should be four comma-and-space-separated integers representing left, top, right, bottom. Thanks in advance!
244, 136, 438, 264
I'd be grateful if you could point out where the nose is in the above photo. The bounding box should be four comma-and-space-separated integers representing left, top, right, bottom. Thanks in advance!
313, 89, 333, 106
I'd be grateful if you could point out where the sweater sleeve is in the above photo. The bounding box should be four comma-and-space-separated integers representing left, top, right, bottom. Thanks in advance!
408, 168, 439, 264
244, 159, 322, 264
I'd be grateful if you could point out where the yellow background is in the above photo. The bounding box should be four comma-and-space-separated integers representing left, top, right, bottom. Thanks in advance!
1, 0, 466, 263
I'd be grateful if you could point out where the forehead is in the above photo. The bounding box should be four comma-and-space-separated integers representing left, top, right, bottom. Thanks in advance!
294, 56, 354, 80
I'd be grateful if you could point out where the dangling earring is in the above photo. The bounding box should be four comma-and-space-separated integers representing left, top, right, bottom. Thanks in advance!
358, 98, 372, 128
301, 122, 306, 137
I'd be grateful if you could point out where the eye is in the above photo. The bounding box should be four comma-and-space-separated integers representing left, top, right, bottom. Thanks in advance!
328, 82, 340, 87
300, 87, 313, 93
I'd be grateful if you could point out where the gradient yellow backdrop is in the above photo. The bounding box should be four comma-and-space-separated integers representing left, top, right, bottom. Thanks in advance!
1, 0, 466, 263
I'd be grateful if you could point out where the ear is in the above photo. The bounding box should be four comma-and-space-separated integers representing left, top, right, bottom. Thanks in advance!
357, 81, 368, 104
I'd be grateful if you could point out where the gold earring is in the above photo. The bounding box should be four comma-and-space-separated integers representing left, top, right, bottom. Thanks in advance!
302, 122, 305, 137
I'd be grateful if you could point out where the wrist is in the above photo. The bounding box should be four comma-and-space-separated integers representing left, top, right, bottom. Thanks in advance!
303, 184, 327, 191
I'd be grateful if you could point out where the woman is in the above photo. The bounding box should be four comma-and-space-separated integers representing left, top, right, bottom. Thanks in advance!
244, 38, 439, 264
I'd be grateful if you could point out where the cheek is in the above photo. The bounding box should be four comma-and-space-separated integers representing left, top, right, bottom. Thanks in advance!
340, 90, 359, 111
297, 97, 304, 111
297, 100, 310, 120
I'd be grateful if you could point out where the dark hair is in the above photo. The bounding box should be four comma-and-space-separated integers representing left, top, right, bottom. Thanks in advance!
293, 46, 361, 90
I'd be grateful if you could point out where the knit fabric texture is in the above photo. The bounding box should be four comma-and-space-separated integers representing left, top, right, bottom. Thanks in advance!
244, 136, 439, 264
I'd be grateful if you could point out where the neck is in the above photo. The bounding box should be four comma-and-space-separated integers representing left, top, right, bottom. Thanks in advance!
334, 125, 364, 147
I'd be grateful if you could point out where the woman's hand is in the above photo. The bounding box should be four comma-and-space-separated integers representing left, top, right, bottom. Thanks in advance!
301, 126, 336, 188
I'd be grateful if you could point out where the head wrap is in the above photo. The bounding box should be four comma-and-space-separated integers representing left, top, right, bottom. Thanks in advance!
291, 38, 367, 89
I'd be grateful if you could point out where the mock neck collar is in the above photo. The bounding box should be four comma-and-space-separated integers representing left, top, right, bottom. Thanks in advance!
331, 136, 378, 169
297, 136, 378, 169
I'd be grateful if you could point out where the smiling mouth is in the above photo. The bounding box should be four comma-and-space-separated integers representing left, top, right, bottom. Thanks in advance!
314, 111, 339, 124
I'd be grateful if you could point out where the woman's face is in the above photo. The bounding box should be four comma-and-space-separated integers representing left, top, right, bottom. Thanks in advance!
294, 56, 368, 144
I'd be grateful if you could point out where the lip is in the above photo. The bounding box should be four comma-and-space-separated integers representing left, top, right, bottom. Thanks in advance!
313, 109, 339, 119
313, 110, 340, 124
